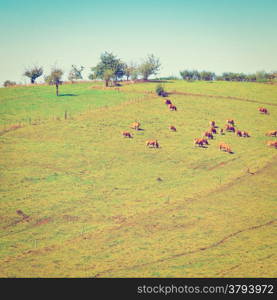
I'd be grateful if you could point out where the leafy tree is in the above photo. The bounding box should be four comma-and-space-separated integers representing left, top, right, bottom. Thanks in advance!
45, 68, 63, 96
23, 66, 43, 84
90, 52, 125, 87
3, 80, 16, 87
138, 54, 161, 80
68, 65, 84, 82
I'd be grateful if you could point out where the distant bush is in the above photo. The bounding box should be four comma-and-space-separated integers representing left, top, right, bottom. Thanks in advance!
155, 84, 167, 96
3, 80, 16, 87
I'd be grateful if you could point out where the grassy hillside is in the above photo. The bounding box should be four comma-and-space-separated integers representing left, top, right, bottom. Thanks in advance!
0, 80, 276, 277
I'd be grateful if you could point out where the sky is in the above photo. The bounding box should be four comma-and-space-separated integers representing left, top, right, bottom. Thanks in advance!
0, 0, 277, 84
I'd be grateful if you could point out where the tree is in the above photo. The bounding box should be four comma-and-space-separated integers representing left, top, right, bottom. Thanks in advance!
23, 66, 43, 84
45, 68, 63, 96
90, 52, 125, 87
68, 65, 84, 83
138, 54, 161, 80
3, 80, 16, 87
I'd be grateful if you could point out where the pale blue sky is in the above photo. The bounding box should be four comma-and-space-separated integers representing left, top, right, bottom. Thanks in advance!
0, 0, 277, 84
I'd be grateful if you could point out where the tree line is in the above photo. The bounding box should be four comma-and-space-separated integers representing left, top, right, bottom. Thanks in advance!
3, 52, 277, 94
179, 69, 277, 82
3, 52, 161, 95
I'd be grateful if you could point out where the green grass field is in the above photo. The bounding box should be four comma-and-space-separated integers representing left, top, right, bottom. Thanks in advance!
0, 80, 276, 277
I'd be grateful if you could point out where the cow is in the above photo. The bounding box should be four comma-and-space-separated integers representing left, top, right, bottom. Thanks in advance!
219, 142, 232, 153
225, 124, 235, 132
203, 131, 213, 139
194, 138, 208, 147
169, 125, 177, 132
226, 119, 235, 125
165, 99, 172, 105
122, 131, 132, 138
131, 122, 140, 130
259, 107, 269, 114
241, 131, 250, 137
267, 141, 277, 148
168, 104, 177, 111
209, 121, 216, 127
236, 130, 242, 137
265, 130, 277, 137
209, 127, 217, 134
146, 140, 159, 148
220, 128, 224, 135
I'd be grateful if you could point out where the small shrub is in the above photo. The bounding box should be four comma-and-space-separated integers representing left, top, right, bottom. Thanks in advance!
155, 84, 167, 96
3, 80, 16, 87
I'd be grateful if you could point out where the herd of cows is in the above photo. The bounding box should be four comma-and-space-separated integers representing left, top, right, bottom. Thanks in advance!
121, 98, 277, 153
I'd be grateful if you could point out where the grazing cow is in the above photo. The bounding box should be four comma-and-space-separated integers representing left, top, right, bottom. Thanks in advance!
259, 107, 269, 114
169, 125, 177, 132
168, 104, 177, 111
241, 131, 250, 137
225, 124, 235, 132
146, 140, 159, 148
226, 119, 235, 125
165, 99, 172, 105
204, 131, 213, 139
219, 142, 232, 153
209, 121, 215, 127
194, 138, 208, 147
265, 130, 277, 137
236, 130, 242, 137
209, 127, 217, 134
131, 122, 140, 130
122, 131, 132, 138
267, 141, 277, 148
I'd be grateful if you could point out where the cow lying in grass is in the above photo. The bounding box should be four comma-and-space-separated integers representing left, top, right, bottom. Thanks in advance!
219, 142, 232, 153
265, 130, 277, 137
225, 124, 235, 132
169, 125, 177, 132
122, 131, 132, 138
267, 141, 277, 148
236, 130, 250, 137
168, 104, 177, 111
146, 140, 159, 148
259, 107, 269, 114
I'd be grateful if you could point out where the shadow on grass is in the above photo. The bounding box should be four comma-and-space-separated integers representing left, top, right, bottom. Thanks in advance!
59, 94, 77, 97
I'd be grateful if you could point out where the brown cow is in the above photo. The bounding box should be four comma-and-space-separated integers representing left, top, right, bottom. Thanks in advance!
122, 131, 132, 138
146, 140, 159, 148
219, 142, 232, 153
265, 130, 277, 137
209, 127, 217, 134
169, 125, 177, 132
131, 122, 140, 130
194, 138, 208, 147
236, 130, 242, 137
168, 104, 177, 111
241, 131, 250, 137
225, 124, 235, 132
203, 131, 213, 139
267, 141, 277, 148
165, 99, 172, 105
259, 107, 269, 114
226, 119, 235, 125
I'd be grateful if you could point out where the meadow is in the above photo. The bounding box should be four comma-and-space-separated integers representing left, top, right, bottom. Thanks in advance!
0, 80, 276, 277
